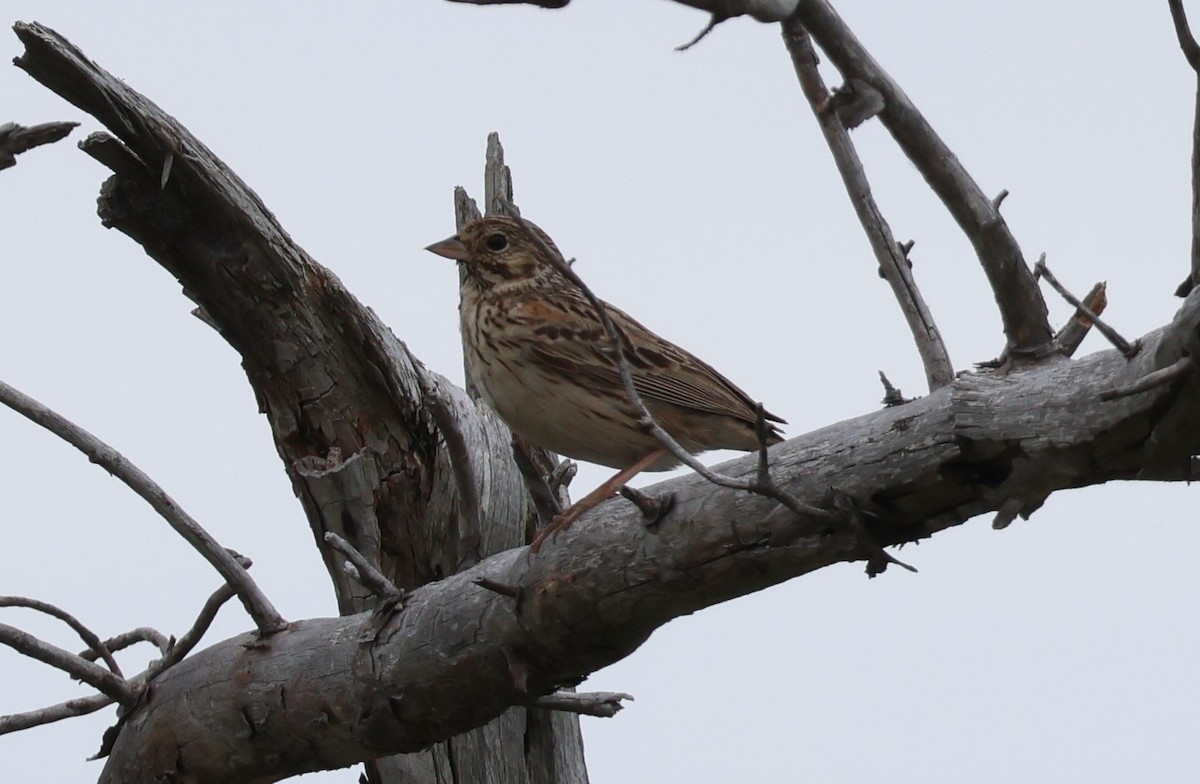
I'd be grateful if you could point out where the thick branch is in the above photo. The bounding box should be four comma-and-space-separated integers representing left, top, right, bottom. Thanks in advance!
13, 20, 580, 781
95, 289, 1200, 781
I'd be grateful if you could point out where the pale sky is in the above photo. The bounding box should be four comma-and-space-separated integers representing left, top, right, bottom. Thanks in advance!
2, 2, 1198, 782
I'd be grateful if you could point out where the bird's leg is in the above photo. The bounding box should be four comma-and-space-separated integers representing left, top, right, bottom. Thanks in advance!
529, 448, 667, 553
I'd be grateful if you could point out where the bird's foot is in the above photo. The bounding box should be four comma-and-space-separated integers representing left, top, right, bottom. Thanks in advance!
529, 505, 586, 554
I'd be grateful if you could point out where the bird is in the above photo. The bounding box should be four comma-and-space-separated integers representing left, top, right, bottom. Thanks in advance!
426, 215, 784, 550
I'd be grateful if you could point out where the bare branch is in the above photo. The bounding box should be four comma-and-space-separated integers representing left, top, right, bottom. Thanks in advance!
782, 20, 954, 391
0, 691, 116, 735
0, 119, 76, 169
445, 0, 570, 7
1053, 282, 1107, 357
661, 0, 797, 22
878, 371, 912, 407
676, 14, 728, 51
1168, 0, 1200, 295
793, 0, 1053, 354
79, 627, 171, 661
533, 690, 634, 717
324, 532, 405, 602
1170, 0, 1200, 68
0, 378, 285, 633
149, 570, 247, 678
1033, 256, 1137, 358
0, 595, 122, 677
1101, 356, 1197, 401
0, 621, 135, 704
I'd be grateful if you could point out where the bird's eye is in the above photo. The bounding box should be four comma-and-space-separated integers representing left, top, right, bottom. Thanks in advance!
485, 233, 509, 252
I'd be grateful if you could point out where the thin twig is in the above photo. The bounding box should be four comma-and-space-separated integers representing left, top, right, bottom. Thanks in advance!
1033, 256, 1138, 358
0, 596, 122, 677
1101, 356, 1196, 401
676, 13, 727, 51
792, 1, 1053, 355
0, 690, 116, 735
0, 622, 134, 705
149, 566, 249, 678
323, 532, 404, 601
782, 21, 954, 391
533, 690, 634, 717
496, 200, 834, 524
474, 578, 524, 600
79, 627, 170, 661
0, 378, 285, 633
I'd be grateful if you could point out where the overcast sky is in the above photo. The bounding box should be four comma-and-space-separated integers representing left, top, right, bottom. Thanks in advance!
2, 2, 1199, 782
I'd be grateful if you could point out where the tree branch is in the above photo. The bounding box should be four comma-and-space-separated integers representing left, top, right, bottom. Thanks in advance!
792, 0, 1053, 354
91, 287, 1200, 780
782, 20, 954, 391
12, 20, 583, 779
0, 596, 122, 677
0, 622, 135, 705
0, 378, 285, 634
533, 691, 634, 717
0, 120, 76, 169
1169, 0, 1200, 296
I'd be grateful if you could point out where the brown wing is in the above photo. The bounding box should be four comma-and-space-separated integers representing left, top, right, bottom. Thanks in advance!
515, 290, 785, 429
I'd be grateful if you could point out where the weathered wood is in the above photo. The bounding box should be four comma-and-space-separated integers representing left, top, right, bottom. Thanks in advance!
96, 296, 1200, 782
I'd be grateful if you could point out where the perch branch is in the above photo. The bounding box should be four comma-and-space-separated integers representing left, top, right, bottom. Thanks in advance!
782, 21, 954, 391
793, 0, 1053, 354
0, 378, 285, 633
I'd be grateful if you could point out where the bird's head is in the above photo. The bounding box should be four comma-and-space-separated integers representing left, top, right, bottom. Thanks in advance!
425, 215, 564, 289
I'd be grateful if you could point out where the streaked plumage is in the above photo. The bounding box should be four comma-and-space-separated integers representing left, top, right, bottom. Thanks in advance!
426, 215, 783, 472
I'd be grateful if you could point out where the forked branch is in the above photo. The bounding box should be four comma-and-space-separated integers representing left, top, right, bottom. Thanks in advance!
782, 20, 953, 391
792, 0, 1053, 355
0, 379, 284, 633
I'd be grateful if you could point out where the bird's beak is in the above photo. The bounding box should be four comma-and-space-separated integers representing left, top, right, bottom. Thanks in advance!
425, 234, 471, 261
